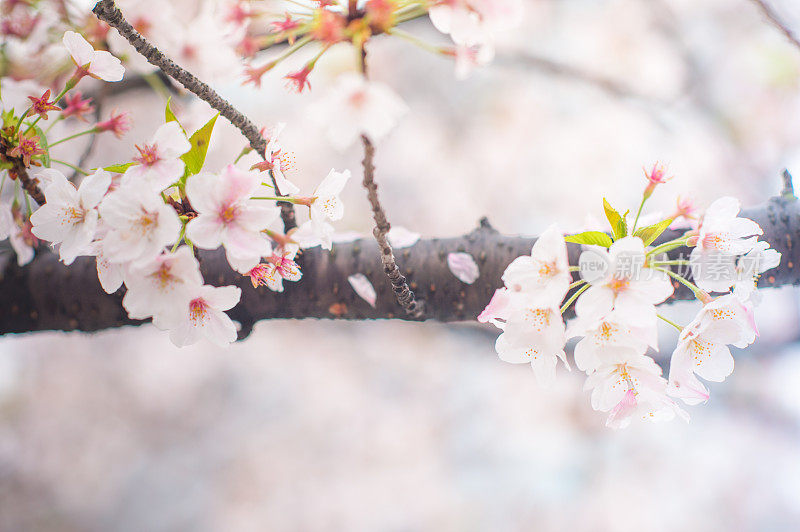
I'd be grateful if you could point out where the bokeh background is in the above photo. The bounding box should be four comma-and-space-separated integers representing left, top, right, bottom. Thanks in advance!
3, 0, 800, 530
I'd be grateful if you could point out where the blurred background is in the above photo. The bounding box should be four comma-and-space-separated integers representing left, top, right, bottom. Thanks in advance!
3, 0, 800, 530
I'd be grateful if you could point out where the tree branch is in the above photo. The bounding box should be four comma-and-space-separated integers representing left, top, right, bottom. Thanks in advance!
91, 0, 298, 231
1, 193, 798, 336
751, 0, 800, 52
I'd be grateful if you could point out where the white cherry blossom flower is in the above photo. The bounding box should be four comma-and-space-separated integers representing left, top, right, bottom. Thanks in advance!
494, 303, 568, 385
167, 284, 241, 348
502, 224, 570, 306
293, 219, 335, 250
62, 30, 125, 82
91, 238, 126, 294
683, 293, 758, 349
123, 247, 203, 325
566, 311, 656, 374
30, 169, 111, 265
312, 73, 408, 151
732, 240, 781, 299
186, 165, 281, 273
585, 351, 687, 429
575, 236, 673, 325
262, 122, 300, 194
98, 183, 181, 265
302, 168, 350, 250
122, 122, 191, 193
430, 0, 522, 46
690, 197, 763, 292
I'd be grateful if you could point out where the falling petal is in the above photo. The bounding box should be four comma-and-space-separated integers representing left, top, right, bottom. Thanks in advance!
447, 252, 479, 284
348, 273, 377, 307
388, 226, 420, 248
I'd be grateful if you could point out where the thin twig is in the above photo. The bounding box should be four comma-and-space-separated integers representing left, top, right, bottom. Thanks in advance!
361, 135, 422, 317
0, 140, 45, 205
357, 41, 421, 316
92, 0, 297, 231
751, 0, 800, 51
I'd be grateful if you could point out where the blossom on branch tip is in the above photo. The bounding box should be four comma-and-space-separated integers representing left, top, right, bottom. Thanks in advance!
30, 169, 111, 265
185, 165, 281, 273
501, 224, 570, 306
123, 247, 203, 326
9, 131, 44, 166
97, 183, 181, 265
167, 284, 242, 348
62, 30, 125, 82
123, 121, 190, 192
61, 91, 94, 121
494, 303, 568, 386
27, 89, 60, 120
95, 110, 132, 139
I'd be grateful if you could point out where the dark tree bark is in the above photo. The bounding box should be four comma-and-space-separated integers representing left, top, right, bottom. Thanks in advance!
1, 195, 798, 337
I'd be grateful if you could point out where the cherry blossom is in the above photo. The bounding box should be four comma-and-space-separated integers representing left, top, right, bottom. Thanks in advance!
494, 302, 568, 385
30, 169, 111, 265
312, 73, 408, 151
186, 165, 281, 273
98, 183, 181, 265
123, 247, 203, 325
247, 244, 302, 292
584, 351, 687, 428
502, 224, 570, 306
260, 122, 299, 195
122, 122, 191, 192
567, 311, 656, 374
166, 284, 242, 348
732, 240, 781, 299
92, 238, 126, 294
429, 0, 522, 47
63, 30, 125, 82
304, 168, 350, 249
575, 236, 673, 325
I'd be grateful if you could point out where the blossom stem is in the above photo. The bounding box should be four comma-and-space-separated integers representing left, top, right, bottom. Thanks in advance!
650, 259, 690, 266
646, 236, 690, 257
387, 28, 448, 54
560, 283, 590, 314
652, 266, 704, 298
49, 128, 97, 147
657, 313, 683, 332
251, 195, 301, 203
631, 197, 647, 234
50, 158, 89, 176
171, 221, 187, 252
44, 115, 64, 134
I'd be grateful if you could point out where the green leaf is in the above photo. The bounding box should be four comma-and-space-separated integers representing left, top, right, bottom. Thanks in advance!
164, 97, 186, 135
103, 162, 134, 173
564, 231, 613, 247
32, 125, 50, 167
603, 198, 627, 240
181, 113, 218, 175
634, 218, 674, 246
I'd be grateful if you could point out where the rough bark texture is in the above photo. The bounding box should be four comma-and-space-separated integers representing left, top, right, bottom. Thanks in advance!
1, 195, 798, 337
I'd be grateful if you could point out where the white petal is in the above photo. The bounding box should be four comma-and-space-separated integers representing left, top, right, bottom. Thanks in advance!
348, 273, 377, 307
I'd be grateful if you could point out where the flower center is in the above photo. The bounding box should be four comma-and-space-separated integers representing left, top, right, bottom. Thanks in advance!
134, 143, 160, 166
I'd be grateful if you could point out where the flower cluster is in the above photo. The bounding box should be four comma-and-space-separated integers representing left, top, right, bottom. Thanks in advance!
479, 168, 780, 428
1, 31, 355, 347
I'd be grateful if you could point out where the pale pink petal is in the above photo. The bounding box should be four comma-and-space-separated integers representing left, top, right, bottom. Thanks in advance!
447, 252, 479, 284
